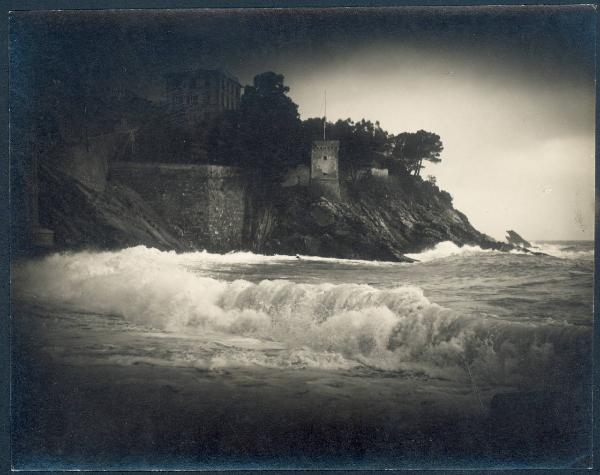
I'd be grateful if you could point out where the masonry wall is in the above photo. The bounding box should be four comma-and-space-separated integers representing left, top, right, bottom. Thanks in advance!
109, 162, 246, 250
206, 168, 247, 251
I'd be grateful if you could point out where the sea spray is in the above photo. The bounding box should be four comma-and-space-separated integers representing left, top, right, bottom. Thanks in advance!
405, 240, 593, 262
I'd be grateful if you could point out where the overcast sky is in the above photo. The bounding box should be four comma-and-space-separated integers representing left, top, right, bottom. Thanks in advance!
14, 6, 596, 241
283, 38, 595, 241
229, 7, 595, 242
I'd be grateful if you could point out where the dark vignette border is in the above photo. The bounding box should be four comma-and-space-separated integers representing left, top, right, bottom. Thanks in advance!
0, 1, 597, 474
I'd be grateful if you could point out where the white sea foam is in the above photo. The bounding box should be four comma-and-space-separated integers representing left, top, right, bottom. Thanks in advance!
405, 240, 593, 262
191, 250, 402, 267
12, 247, 590, 382
97, 246, 401, 268
404, 241, 496, 262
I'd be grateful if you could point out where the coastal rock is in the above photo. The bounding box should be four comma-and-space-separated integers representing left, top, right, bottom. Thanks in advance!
506, 229, 532, 248
254, 176, 508, 261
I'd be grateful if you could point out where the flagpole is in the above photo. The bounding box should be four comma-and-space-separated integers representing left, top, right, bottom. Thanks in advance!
323, 90, 327, 141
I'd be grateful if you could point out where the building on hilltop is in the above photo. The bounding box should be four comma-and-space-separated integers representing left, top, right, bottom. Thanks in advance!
308, 92, 341, 198
163, 69, 241, 128
310, 140, 340, 198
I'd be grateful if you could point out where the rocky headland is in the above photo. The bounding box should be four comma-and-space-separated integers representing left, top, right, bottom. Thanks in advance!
262, 177, 511, 262
36, 164, 511, 261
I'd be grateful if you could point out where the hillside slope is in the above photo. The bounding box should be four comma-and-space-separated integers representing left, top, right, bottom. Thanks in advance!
38, 165, 187, 251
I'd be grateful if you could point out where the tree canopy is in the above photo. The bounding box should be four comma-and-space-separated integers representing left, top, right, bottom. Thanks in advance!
208, 71, 303, 186
237, 72, 303, 174
299, 119, 444, 181
390, 130, 443, 176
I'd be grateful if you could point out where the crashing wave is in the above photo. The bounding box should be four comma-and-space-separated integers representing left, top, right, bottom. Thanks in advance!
404, 241, 498, 262
48, 245, 402, 268
405, 240, 593, 262
12, 247, 590, 383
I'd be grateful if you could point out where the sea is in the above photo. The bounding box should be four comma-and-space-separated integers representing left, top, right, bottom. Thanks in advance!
11, 240, 595, 470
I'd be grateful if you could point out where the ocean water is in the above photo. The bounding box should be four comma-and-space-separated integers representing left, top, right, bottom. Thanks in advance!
11, 240, 594, 469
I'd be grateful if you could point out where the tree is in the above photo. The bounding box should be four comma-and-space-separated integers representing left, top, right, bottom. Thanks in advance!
391, 130, 443, 176
340, 119, 390, 182
236, 72, 303, 183
207, 110, 244, 166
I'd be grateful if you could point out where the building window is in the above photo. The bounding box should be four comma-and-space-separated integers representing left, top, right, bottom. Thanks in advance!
192, 95, 198, 105
323, 156, 328, 160
190, 78, 196, 88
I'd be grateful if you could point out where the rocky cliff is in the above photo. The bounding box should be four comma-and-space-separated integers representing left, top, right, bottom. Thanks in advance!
251, 176, 509, 262
35, 165, 509, 261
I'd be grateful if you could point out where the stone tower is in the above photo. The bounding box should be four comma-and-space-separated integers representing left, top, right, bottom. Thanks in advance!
310, 140, 340, 198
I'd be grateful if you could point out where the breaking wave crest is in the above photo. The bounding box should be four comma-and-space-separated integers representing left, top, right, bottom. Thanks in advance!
72, 246, 402, 267
404, 241, 499, 262
405, 240, 593, 262
13, 247, 590, 383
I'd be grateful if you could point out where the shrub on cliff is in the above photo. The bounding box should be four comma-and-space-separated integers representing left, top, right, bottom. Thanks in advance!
346, 172, 454, 212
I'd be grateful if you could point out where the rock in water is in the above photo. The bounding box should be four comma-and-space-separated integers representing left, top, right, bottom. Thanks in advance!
505, 230, 532, 248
